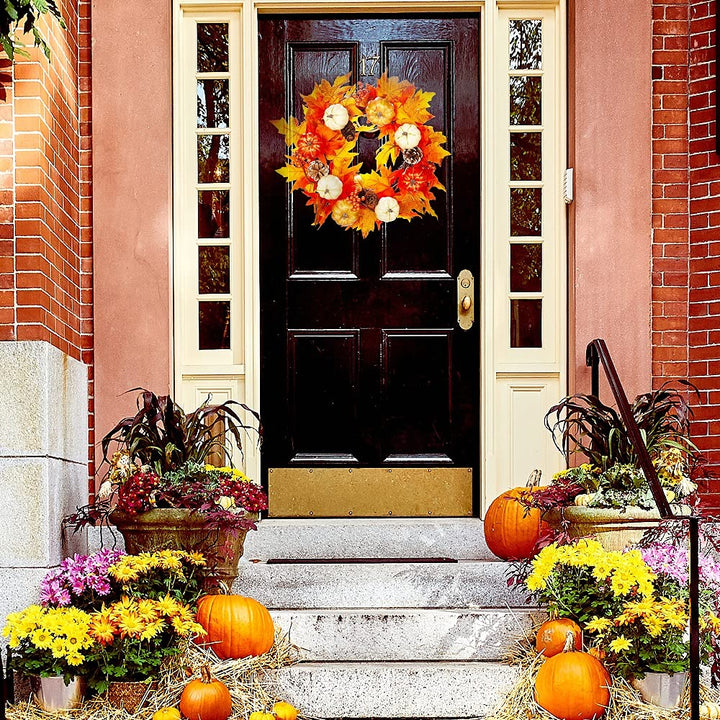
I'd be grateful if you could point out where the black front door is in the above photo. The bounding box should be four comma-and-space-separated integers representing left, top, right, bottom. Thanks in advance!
258, 14, 481, 517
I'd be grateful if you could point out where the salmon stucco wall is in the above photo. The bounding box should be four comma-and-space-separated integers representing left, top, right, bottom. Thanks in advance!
570, 0, 653, 401
92, 0, 173, 475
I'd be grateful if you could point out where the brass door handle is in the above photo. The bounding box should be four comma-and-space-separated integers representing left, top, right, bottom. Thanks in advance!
457, 270, 474, 330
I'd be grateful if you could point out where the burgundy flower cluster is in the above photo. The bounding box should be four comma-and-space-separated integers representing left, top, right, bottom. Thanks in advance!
217, 475, 268, 513
116, 471, 160, 514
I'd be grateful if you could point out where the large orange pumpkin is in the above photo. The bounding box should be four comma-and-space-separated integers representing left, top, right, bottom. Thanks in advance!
179, 666, 232, 720
535, 633, 611, 720
196, 594, 275, 659
483, 479, 548, 560
535, 617, 582, 657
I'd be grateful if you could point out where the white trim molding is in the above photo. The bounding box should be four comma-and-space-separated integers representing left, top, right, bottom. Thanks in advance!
173, 0, 567, 509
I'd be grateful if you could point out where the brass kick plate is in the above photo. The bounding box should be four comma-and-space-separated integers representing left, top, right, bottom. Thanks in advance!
268, 467, 473, 518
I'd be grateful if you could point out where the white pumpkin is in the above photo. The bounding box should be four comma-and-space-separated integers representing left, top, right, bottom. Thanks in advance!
375, 196, 400, 223
395, 123, 421, 150
574, 492, 597, 507
323, 103, 349, 131
316, 174, 343, 200
700, 703, 720, 719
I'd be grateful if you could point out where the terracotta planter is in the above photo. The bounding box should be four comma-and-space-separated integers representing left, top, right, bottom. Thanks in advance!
110, 508, 250, 590
545, 506, 663, 551
30, 675, 86, 712
106, 680, 154, 713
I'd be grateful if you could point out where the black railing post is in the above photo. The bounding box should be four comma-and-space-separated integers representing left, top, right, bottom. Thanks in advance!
4, 647, 12, 706
690, 515, 700, 720
586, 342, 600, 399
585, 338, 701, 720
0, 646, 6, 720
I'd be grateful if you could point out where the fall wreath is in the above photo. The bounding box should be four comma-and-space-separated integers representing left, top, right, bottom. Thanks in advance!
272, 73, 450, 237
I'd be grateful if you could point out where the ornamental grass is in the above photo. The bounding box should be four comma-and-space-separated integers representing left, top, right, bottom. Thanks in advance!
6, 630, 304, 720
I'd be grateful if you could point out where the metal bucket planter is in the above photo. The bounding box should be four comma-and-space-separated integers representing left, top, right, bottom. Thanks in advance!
110, 508, 250, 590
631, 671, 688, 708
30, 675, 86, 712
545, 506, 663, 551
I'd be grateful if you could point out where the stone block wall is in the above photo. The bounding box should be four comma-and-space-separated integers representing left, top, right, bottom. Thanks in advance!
0, 342, 88, 623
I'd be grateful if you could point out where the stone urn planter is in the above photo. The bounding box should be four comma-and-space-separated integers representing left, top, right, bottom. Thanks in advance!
110, 508, 251, 590
545, 506, 663, 551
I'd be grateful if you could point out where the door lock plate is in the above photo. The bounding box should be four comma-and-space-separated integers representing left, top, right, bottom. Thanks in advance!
457, 269, 474, 330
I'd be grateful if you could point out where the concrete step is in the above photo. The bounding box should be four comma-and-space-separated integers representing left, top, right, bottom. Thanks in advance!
234, 559, 528, 609
274, 661, 519, 718
270, 608, 542, 661
243, 518, 495, 561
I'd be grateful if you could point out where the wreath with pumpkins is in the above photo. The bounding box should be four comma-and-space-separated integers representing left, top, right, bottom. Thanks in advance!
273, 73, 449, 237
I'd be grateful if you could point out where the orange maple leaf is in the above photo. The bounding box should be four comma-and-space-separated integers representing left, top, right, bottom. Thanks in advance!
302, 74, 353, 123
395, 90, 435, 125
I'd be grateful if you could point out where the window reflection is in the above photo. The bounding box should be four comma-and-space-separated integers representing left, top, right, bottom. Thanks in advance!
509, 20, 542, 70
198, 190, 230, 238
199, 301, 231, 350
197, 79, 229, 129
199, 246, 230, 295
198, 134, 230, 183
510, 76, 542, 125
510, 188, 542, 236
510, 132, 542, 181
197, 23, 229, 73
511, 299, 542, 348
510, 244, 542, 292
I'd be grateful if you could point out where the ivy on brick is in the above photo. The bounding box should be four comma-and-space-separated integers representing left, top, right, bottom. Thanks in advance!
0, 0, 65, 61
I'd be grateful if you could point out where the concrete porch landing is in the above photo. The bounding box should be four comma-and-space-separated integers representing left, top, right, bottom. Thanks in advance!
235, 519, 536, 719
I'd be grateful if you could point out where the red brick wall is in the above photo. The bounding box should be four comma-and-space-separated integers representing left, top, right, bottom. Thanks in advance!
652, 0, 720, 505
0, 2, 94, 481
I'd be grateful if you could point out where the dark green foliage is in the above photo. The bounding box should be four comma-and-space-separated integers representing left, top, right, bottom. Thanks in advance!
544, 381, 699, 470
0, 0, 64, 61
101, 389, 261, 476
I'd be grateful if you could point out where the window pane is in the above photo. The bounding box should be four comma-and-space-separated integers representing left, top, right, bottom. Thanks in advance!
197, 23, 228, 72
198, 134, 230, 183
509, 20, 542, 70
199, 246, 230, 295
198, 190, 229, 238
511, 188, 542, 236
197, 79, 229, 129
199, 301, 230, 350
510, 76, 542, 125
510, 132, 542, 181
510, 244, 542, 292
511, 299, 542, 348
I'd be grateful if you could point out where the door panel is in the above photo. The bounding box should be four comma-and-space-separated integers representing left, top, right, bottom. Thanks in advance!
258, 15, 480, 517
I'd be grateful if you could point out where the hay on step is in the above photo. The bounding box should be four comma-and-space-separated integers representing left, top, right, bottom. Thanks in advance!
7, 630, 301, 720
488, 636, 720, 720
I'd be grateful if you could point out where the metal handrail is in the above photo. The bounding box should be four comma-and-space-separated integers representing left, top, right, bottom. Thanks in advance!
586, 338, 700, 720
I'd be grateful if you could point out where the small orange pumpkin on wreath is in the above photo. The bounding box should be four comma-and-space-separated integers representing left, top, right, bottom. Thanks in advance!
272, 73, 450, 237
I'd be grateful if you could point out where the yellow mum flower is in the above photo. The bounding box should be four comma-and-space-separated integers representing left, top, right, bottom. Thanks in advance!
31, 628, 53, 649
110, 563, 140, 583
608, 636, 632, 653
117, 612, 144, 638
585, 617, 613, 634
139, 620, 164, 641
137, 599, 160, 622
185, 552, 206, 566
50, 637, 69, 659
65, 651, 85, 667
526, 574, 547, 592
156, 594, 182, 617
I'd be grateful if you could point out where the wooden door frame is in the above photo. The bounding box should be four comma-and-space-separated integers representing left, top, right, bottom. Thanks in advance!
173, 0, 567, 515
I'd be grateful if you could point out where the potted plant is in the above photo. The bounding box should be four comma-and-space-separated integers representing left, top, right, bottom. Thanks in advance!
523, 537, 720, 708
2, 605, 96, 711
68, 390, 266, 588
87, 594, 205, 710
534, 382, 700, 548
